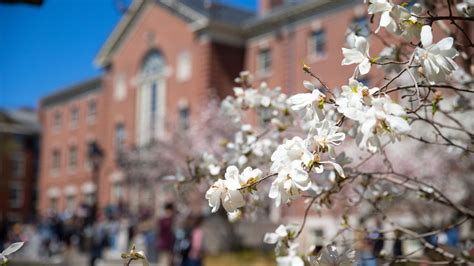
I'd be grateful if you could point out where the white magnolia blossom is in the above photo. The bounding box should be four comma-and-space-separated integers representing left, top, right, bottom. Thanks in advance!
205, 165, 263, 213
240, 166, 263, 186
194, 2, 470, 265
269, 160, 312, 207
417, 25, 459, 83
288, 82, 325, 121
205, 166, 245, 213
336, 78, 378, 121
264, 224, 290, 244
357, 96, 411, 151
276, 242, 304, 266
342, 34, 371, 75
368, 0, 395, 33
264, 224, 303, 266
307, 119, 346, 158
456, 0, 474, 17
270, 136, 313, 173
398, 4, 423, 40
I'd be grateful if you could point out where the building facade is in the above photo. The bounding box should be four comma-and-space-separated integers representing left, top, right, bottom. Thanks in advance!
0, 109, 40, 223
38, 0, 380, 217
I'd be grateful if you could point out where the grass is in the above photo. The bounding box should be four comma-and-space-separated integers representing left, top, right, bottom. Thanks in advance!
204, 250, 275, 266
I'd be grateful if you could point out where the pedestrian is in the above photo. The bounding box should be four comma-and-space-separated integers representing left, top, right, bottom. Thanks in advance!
157, 203, 175, 266
185, 216, 204, 266
393, 230, 403, 258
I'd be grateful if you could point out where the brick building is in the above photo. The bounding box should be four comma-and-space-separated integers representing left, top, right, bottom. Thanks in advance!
0, 108, 40, 223
39, 0, 380, 219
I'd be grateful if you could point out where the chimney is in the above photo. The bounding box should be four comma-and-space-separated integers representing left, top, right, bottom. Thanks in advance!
259, 0, 284, 15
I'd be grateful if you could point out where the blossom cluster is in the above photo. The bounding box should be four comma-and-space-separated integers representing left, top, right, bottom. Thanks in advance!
200, 0, 468, 265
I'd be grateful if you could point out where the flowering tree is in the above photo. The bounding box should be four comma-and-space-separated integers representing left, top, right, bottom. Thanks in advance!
124, 0, 474, 265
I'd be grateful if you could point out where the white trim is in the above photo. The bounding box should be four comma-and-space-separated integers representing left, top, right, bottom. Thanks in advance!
81, 182, 96, 194
47, 187, 61, 198
64, 185, 78, 195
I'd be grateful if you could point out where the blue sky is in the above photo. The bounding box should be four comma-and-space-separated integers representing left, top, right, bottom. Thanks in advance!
0, 0, 256, 109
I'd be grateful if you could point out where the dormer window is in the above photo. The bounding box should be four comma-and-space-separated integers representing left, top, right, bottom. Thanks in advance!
308, 29, 326, 57
257, 48, 272, 76
87, 100, 97, 123
53, 111, 61, 131
70, 107, 79, 129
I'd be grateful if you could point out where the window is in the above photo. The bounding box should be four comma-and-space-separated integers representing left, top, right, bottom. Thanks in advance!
53, 111, 61, 130
11, 152, 25, 178
257, 48, 272, 75
8, 182, 23, 209
137, 50, 166, 145
112, 182, 123, 203
52, 149, 60, 173
351, 16, 370, 37
309, 30, 326, 57
87, 100, 97, 123
150, 83, 157, 135
70, 107, 79, 129
66, 195, 75, 210
49, 197, 58, 212
179, 105, 190, 130
68, 146, 77, 171
115, 123, 126, 152
176, 51, 192, 82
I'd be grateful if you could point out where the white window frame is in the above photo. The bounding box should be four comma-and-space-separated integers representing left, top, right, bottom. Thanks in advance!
257, 48, 272, 77
51, 149, 61, 176
68, 146, 77, 173
307, 29, 327, 62
176, 50, 192, 82
53, 111, 62, 131
87, 100, 97, 124
70, 107, 79, 129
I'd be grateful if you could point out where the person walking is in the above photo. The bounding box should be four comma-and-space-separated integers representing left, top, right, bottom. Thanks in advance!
185, 216, 204, 266
157, 203, 175, 266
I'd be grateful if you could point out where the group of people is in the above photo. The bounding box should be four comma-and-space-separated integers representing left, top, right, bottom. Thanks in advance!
154, 203, 204, 266
0, 202, 205, 266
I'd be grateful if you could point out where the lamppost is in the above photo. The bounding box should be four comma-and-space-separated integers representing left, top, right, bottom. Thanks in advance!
88, 141, 104, 222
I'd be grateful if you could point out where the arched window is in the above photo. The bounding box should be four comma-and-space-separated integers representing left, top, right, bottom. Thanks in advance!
141, 51, 165, 79
136, 50, 167, 145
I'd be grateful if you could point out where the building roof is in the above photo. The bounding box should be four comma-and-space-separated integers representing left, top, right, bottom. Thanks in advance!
95, 0, 357, 67
179, 0, 254, 26
95, 0, 255, 67
0, 108, 40, 135
40, 76, 102, 108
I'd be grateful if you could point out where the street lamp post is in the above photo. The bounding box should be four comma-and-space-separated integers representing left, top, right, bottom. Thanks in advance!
88, 141, 104, 222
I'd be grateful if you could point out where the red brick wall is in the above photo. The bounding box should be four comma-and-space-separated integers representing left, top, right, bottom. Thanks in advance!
38, 91, 103, 213
245, 5, 388, 95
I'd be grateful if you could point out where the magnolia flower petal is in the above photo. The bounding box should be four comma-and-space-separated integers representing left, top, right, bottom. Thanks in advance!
222, 190, 245, 212
263, 232, 280, 244
275, 224, 288, 237
341, 48, 364, 65
225, 165, 240, 180
321, 161, 345, 178
436, 37, 454, 50
303, 80, 316, 91
421, 25, 433, 47
358, 58, 371, 75
386, 115, 411, 133
1, 242, 24, 256
379, 11, 392, 28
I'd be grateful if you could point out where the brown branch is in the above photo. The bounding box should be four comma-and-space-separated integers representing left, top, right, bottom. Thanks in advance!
295, 197, 318, 238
